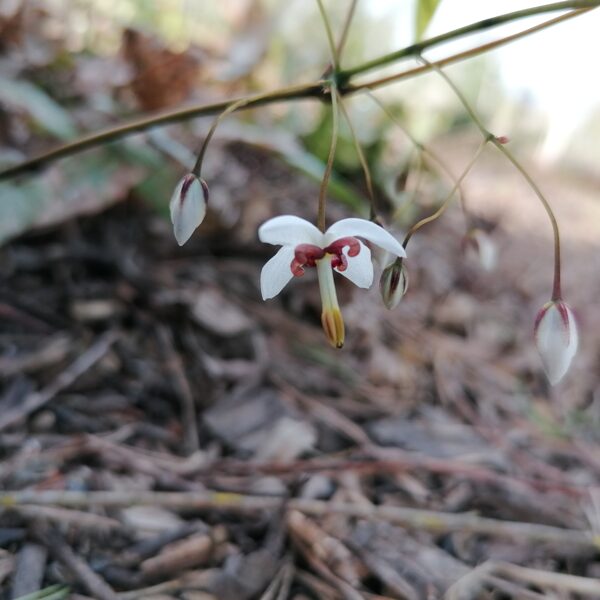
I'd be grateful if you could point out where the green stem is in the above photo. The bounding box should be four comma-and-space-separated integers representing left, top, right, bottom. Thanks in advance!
403, 141, 486, 248
336, 0, 358, 65
0, 82, 322, 180
335, 91, 378, 221
317, 83, 340, 231
354, 7, 590, 92
315, 0, 339, 70
424, 58, 562, 299
339, 1, 599, 80
0, 4, 595, 181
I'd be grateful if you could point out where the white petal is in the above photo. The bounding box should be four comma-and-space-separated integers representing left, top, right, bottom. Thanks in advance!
259, 215, 323, 247
260, 246, 296, 300
335, 241, 373, 288
536, 303, 578, 385
170, 175, 207, 246
324, 218, 406, 258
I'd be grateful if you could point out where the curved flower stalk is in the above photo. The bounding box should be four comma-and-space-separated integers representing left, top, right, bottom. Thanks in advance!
259, 215, 406, 347
534, 300, 578, 385
169, 173, 209, 246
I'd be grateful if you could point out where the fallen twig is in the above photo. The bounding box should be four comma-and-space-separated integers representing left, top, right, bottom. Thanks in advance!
39, 530, 119, 600
2, 489, 597, 551
0, 331, 119, 431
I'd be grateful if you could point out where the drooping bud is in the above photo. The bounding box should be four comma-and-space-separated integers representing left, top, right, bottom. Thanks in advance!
380, 259, 408, 309
169, 174, 209, 246
462, 229, 497, 272
534, 300, 578, 385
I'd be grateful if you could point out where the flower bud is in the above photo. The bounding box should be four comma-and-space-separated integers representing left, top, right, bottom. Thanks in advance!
462, 229, 497, 272
169, 174, 209, 246
534, 300, 578, 385
379, 259, 408, 310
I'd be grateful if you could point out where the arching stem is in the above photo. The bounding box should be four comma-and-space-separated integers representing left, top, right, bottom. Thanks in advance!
367, 90, 468, 220
403, 140, 486, 249
422, 57, 562, 299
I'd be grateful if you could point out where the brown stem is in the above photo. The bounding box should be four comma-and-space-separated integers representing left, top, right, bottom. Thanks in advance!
192, 95, 259, 176
353, 8, 591, 91
0, 82, 322, 180
339, 1, 599, 79
0, 6, 594, 181
402, 140, 486, 248
423, 57, 563, 299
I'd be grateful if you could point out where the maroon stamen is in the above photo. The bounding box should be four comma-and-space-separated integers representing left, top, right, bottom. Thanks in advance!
331, 253, 348, 271
290, 237, 361, 277
325, 237, 361, 258
290, 244, 325, 277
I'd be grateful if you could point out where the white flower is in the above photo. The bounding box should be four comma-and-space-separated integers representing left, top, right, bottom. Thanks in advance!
258, 215, 406, 347
169, 174, 209, 246
534, 300, 578, 385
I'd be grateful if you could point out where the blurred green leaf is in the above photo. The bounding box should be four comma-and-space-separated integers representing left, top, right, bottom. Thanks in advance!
14, 584, 70, 600
0, 147, 145, 246
415, 0, 442, 41
0, 77, 77, 140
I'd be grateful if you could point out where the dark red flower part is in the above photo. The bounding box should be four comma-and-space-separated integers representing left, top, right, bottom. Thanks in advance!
325, 237, 361, 258
331, 253, 348, 271
289, 237, 361, 277
290, 244, 325, 277
180, 173, 197, 202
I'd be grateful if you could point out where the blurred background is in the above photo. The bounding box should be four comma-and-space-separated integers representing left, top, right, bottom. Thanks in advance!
1, 1, 600, 598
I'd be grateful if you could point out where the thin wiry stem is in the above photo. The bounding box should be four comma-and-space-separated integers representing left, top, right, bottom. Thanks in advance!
367, 91, 468, 218
0, 82, 323, 180
402, 140, 486, 249
0, 4, 595, 181
335, 91, 378, 221
336, 0, 358, 65
339, 1, 598, 80
192, 96, 254, 176
315, 0, 339, 70
354, 7, 591, 92
422, 57, 562, 299
317, 83, 340, 231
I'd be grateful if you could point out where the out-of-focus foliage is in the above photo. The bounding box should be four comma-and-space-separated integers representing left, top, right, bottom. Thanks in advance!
415, 0, 443, 40
3, 0, 591, 246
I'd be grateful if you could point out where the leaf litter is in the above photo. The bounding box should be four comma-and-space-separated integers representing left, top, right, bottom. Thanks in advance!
2, 3, 600, 599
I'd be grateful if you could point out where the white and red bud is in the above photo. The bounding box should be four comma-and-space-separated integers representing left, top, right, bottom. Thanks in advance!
169, 173, 209, 246
462, 229, 497, 272
380, 259, 408, 310
534, 300, 578, 385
